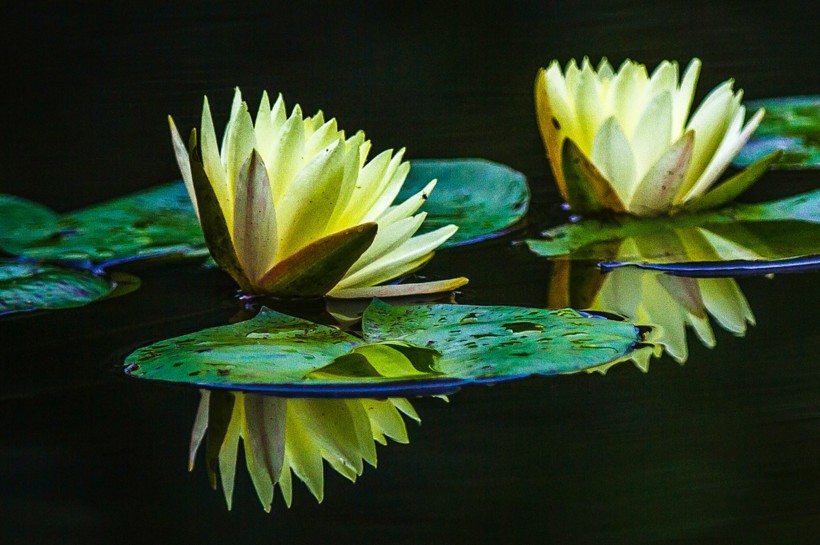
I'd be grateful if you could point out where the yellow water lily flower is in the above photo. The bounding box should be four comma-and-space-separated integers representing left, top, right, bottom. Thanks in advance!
189, 390, 420, 512
535, 58, 781, 216
169, 89, 467, 298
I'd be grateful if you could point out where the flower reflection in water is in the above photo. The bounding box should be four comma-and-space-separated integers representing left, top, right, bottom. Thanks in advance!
548, 237, 755, 366
189, 390, 419, 512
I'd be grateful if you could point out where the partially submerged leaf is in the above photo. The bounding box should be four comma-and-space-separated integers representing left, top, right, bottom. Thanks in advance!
124, 300, 649, 396
526, 190, 820, 274
0, 261, 115, 315
733, 95, 820, 169
397, 158, 529, 246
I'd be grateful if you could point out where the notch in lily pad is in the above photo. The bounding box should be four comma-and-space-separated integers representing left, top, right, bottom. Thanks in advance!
124, 300, 656, 396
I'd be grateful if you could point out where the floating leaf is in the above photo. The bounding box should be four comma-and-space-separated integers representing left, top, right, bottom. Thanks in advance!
125, 300, 650, 396
398, 159, 530, 247
526, 190, 820, 274
0, 183, 207, 267
733, 95, 820, 169
0, 261, 115, 315
0, 194, 60, 250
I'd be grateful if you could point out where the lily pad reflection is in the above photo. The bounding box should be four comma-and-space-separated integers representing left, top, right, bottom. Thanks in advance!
125, 300, 653, 395
527, 190, 820, 274
189, 390, 420, 511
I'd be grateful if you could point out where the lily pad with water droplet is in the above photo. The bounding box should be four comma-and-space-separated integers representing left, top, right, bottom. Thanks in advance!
0, 183, 207, 267
525, 190, 820, 275
124, 300, 650, 396
0, 261, 115, 315
734, 95, 820, 169
399, 159, 530, 247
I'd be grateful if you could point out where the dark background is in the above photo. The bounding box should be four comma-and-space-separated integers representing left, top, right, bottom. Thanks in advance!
1, 1, 819, 544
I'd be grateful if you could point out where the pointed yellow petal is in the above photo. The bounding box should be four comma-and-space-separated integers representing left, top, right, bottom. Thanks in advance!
673, 59, 701, 137
629, 131, 694, 215
233, 150, 278, 284
329, 277, 469, 299
168, 116, 197, 218
200, 97, 230, 221
378, 180, 437, 227
188, 390, 210, 471
590, 118, 636, 204
699, 278, 754, 334
241, 394, 287, 511
346, 214, 426, 276
334, 225, 457, 290
284, 406, 325, 502
684, 149, 782, 212
276, 138, 347, 258
574, 63, 607, 151
630, 90, 673, 179
681, 108, 766, 203
269, 105, 306, 203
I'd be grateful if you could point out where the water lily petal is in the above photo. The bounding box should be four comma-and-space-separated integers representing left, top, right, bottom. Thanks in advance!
276, 138, 346, 258
629, 130, 694, 215
259, 222, 377, 297
700, 278, 755, 334
684, 149, 782, 212
362, 157, 411, 223
346, 213, 426, 275
218, 394, 243, 510
630, 90, 674, 179
241, 394, 286, 512
189, 143, 250, 291
678, 80, 736, 197
200, 97, 230, 220
377, 180, 437, 227
609, 60, 649, 136
168, 116, 197, 218
188, 390, 210, 471
590, 116, 637, 203
361, 399, 410, 444
333, 225, 457, 290
562, 137, 627, 213
574, 61, 608, 151
233, 150, 278, 285
673, 59, 701, 137
646, 61, 678, 100
254, 91, 277, 158
268, 105, 306, 204
329, 277, 469, 299
220, 88, 245, 162
283, 407, 324, 501
682, 108, 765, 203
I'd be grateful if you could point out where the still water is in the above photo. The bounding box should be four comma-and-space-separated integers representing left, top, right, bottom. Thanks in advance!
2, 2, 818, 544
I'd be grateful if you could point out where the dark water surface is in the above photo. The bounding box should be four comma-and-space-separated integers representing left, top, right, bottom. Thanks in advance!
2, 2, 818, 544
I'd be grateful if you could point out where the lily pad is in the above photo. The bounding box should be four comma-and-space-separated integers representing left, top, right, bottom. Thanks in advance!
0, 261, 115, 315
0, 194, 60, 250
0, 183, 207, 267
734, 95, 819, 169
125, 300, 650, 396
525, 190, 820, 274
399, 159, 530, 247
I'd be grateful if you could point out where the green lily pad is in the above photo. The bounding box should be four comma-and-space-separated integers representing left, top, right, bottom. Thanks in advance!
125, 300, 650, 396
734, 95, 820, 169
0, 194, 60, 250
399, 159, 530, 247
0, 261, 115, 315
525, 190, 820, 273
0, 183, 207, 267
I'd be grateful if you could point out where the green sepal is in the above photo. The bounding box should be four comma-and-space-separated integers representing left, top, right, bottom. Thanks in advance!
683, 150, 783, 213
258, 222, 378, 298
188, 130, 251, 292
562, 138, 626, 214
